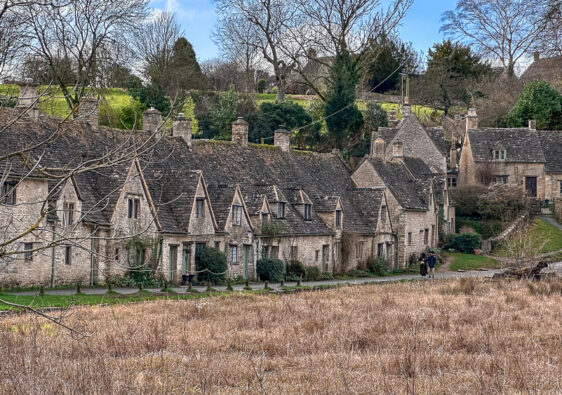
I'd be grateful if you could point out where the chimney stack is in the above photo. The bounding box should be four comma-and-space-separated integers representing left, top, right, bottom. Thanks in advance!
391, 141, 404, 162
528, 119, 537, 131
449, 146, 457, 169
16, 82, 40, 120
370, 132, 386, 160
173, 113, 192, 147
231, 117, 249, 146
274, 127, 291, 152
466, 108, 478, 132
78, 98, 98, 128
143, 107, 162, 135
388, 109, 399, 128
534, 51, 540, 62
402, 97, 411, 117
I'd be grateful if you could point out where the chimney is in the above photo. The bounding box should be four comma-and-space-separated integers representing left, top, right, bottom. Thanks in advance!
449, 146, 457, 169
143, 107, 162, 135
388, 109, 399, 128
534, 51, 540, 62
274, 127, 291, 152
231, 117, 249, 146
391, 141, 404, 162
78, 98, 98, 128
466, 108, 478, 132
528, 119, 537, 131
370, 133, 386, 160
402, 96, 411, 117
16, 82, 40, 120
173, 113, 192, 147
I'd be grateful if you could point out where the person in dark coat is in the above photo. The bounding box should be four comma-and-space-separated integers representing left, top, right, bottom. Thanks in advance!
419, 253, 427, 277
427, 253, 437, 278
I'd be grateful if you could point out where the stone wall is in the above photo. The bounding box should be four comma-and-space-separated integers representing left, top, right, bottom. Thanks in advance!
555, 198, 562, 222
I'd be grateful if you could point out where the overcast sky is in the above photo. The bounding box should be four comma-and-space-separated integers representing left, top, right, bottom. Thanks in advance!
150, 0, 454, 62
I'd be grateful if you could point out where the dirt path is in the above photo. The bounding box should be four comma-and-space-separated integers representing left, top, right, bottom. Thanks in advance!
438, 254, 453, 272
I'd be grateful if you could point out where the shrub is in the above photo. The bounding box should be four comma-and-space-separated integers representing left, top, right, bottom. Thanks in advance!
456, 218, 503, 239
445, 233, 482, 254
367, 258, 390, 276
196, 246, 228, 284
285, 260, 306, 280
345, 269, 370, 278
304, 266, 322, 281
256, 258, 284, 282
450, 185, 488, 218
321, 271, 334, 280
257, 78, 266, 93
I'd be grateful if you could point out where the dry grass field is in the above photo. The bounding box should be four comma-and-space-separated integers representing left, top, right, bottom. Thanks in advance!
1, 278, 561, 394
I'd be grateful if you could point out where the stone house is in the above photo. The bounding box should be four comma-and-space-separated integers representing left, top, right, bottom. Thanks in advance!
520, 52, 562, 89
458, 119, 562, 200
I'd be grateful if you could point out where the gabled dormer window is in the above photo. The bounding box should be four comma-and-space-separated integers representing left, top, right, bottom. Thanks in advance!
304, 204, 311, 220
128, 198, 139, 219
232, 205, 242, 226
195, 198, 204, 218
381, 206, 386, 221
1, 181, 17, 205
64, 202, 75, 225
493, 149, 506, 161
261, 212, 269, 224
335, 209, 342, 228
277, 202, 286, 219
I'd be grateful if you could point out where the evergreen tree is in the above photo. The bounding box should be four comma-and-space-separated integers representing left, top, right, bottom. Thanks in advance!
324, 50, 364, 150
505, 81, 562, 130
167, 37, 207, 94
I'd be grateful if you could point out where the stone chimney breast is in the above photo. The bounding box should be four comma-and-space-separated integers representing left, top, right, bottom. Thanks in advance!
402, 97, 411, 117
78, 98, 98, 128
232, 117, 249, 146
371, 137, 386, 160
392, 141, 403, 159
388, 109, 398, 128
15, 82, 40, 120
274, 127, 291, 152
173, 113, 192, 147
528, 119, 537, 131
466, 108, 478, 132
143, 107, 162, 134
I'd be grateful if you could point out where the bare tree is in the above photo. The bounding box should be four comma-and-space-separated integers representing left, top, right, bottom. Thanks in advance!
535, 0, 562, 56
214, 0, 299, 103
16, 0, 148, 111
441, 0, 551, 78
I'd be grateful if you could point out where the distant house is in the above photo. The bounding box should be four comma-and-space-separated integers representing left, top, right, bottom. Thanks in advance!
521, 52, 562, 88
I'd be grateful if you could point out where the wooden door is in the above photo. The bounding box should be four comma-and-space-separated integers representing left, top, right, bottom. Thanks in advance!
169, 245, 178, 283
525, 177, 537, 197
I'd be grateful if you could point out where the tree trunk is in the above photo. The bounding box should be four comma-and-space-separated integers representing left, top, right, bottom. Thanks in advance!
276, 74, 286, 103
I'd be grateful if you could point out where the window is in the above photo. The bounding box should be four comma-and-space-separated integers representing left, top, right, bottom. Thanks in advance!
214, 241, 221, 250
115, 248, 120, 262
304, 204, 311, 220
65, 202, 75, 225
277, 202, 286, 219
377, 243, 384, 258
1, 181, 16, 205
493, 175, 509, 184
560, 181, 562, 194
128, 198, 139, 219
195, 198, 204, 218
270, 246, 279, 259
195, 242, 205, 258
408, 232, 412, 246
229, 245, 238, 263
493, 150, 506, 161
232, 205, 242, 226
335, 210, 342, 228
447, 176, 457, 188
290, 246, 298, 260
315, 250, 320, 261
386, 243, 391, 260
355, 243, 363, 260
64, 246, 72, 265
261, 212, 268, 224
24, 243, 33, 261
381, 206, 386, 221
424, 229, 429, 245
262, 246, 270, 259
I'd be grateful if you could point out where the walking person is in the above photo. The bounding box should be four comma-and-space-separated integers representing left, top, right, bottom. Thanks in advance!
427, 253, 437, 278
419, 253, 427, 277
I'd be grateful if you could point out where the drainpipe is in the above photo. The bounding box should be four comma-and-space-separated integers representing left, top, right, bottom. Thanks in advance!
50, 224, 56, 288
90, 237, 95, 286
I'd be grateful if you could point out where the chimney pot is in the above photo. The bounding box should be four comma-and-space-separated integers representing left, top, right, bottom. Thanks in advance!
528, 119, 536, 131
232, 117, 249, 146
402, 98, 411, 117
274, 127, 291, 152
173, 115, 192, 147
143, 107, 163, 135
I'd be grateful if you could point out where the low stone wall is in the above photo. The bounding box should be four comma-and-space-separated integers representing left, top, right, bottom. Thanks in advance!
555, 198, 562, 222
482, 214, 529, 253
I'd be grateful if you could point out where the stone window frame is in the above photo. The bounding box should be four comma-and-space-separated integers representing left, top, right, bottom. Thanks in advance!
559, 181, 562, 195
229, 244, 238, 264
424, 229, 429, 245
127, 197, 140, 219
261, 212, 269, 224
304, 203, 312, 220
377, 243, 384, 258
408, 232, 412, 246
195, 198, 205, 219
447, 176, 457, 188
24, 242, 33, 261
355, 242, 364, 260
64, 245, 72, 265
493, 175, 509, 184
315, 250, 320, 261
277, 202, 286, 219
232, 204, 243, 226
64, 202, 75, 226
380, 206, 386, 221
493, 149, 506, 161
335, 209, 342, 228
1, 181, 17, 205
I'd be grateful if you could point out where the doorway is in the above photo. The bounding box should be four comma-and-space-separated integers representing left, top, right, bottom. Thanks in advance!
525, 177, 537, 197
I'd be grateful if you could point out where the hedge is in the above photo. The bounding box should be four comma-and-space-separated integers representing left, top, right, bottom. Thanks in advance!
256, 258, 284, 282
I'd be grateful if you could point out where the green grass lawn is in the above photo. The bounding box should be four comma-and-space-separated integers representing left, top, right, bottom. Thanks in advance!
494, 219, 562, 257
446, 253, 500, 271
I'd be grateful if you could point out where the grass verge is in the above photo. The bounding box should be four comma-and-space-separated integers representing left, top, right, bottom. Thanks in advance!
446, 252, 500, 271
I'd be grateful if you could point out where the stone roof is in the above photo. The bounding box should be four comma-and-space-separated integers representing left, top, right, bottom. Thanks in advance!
520, 55, 562, 84
403, 157, 434, 179
425, 127, 450, 156
537, 131, 562, 173
350, 188, 384, 230
367, 158, 428, 211
467, 128, 546, 163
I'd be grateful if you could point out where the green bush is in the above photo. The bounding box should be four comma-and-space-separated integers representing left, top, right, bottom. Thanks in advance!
304, 266, 322, 281
106, 270, 164, 288
196, 246, 228, 284
345, 269, 370, 278
285, 260, 306, 280
456, 218, 503, 239
444, 233, 482, 254
256, 258, 284, 282
257, 78, 266, 93
367, 258, 390, 276
321, 271, 334, 280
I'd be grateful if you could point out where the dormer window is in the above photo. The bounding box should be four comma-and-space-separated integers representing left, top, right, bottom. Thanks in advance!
493, 149, 506, 161
128, 198, 140, 219
335, 209, 342, 228
261, 212, 269, 223
64, 202, 75, 225
381, 206, 386, 221
232, 205, 242, 226
195, 198, 204, 218
304, 204, 311, 220
1, 181, 17, 205
277, 202, 286, 219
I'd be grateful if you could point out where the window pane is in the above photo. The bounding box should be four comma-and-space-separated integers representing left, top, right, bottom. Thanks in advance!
24, 243, 33, 261
128, 199, 133, 218
230, 245, 238, 263
134, 199, 140, 219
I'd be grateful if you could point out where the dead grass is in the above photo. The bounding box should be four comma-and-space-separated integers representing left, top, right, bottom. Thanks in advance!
0, 279, 561, 394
